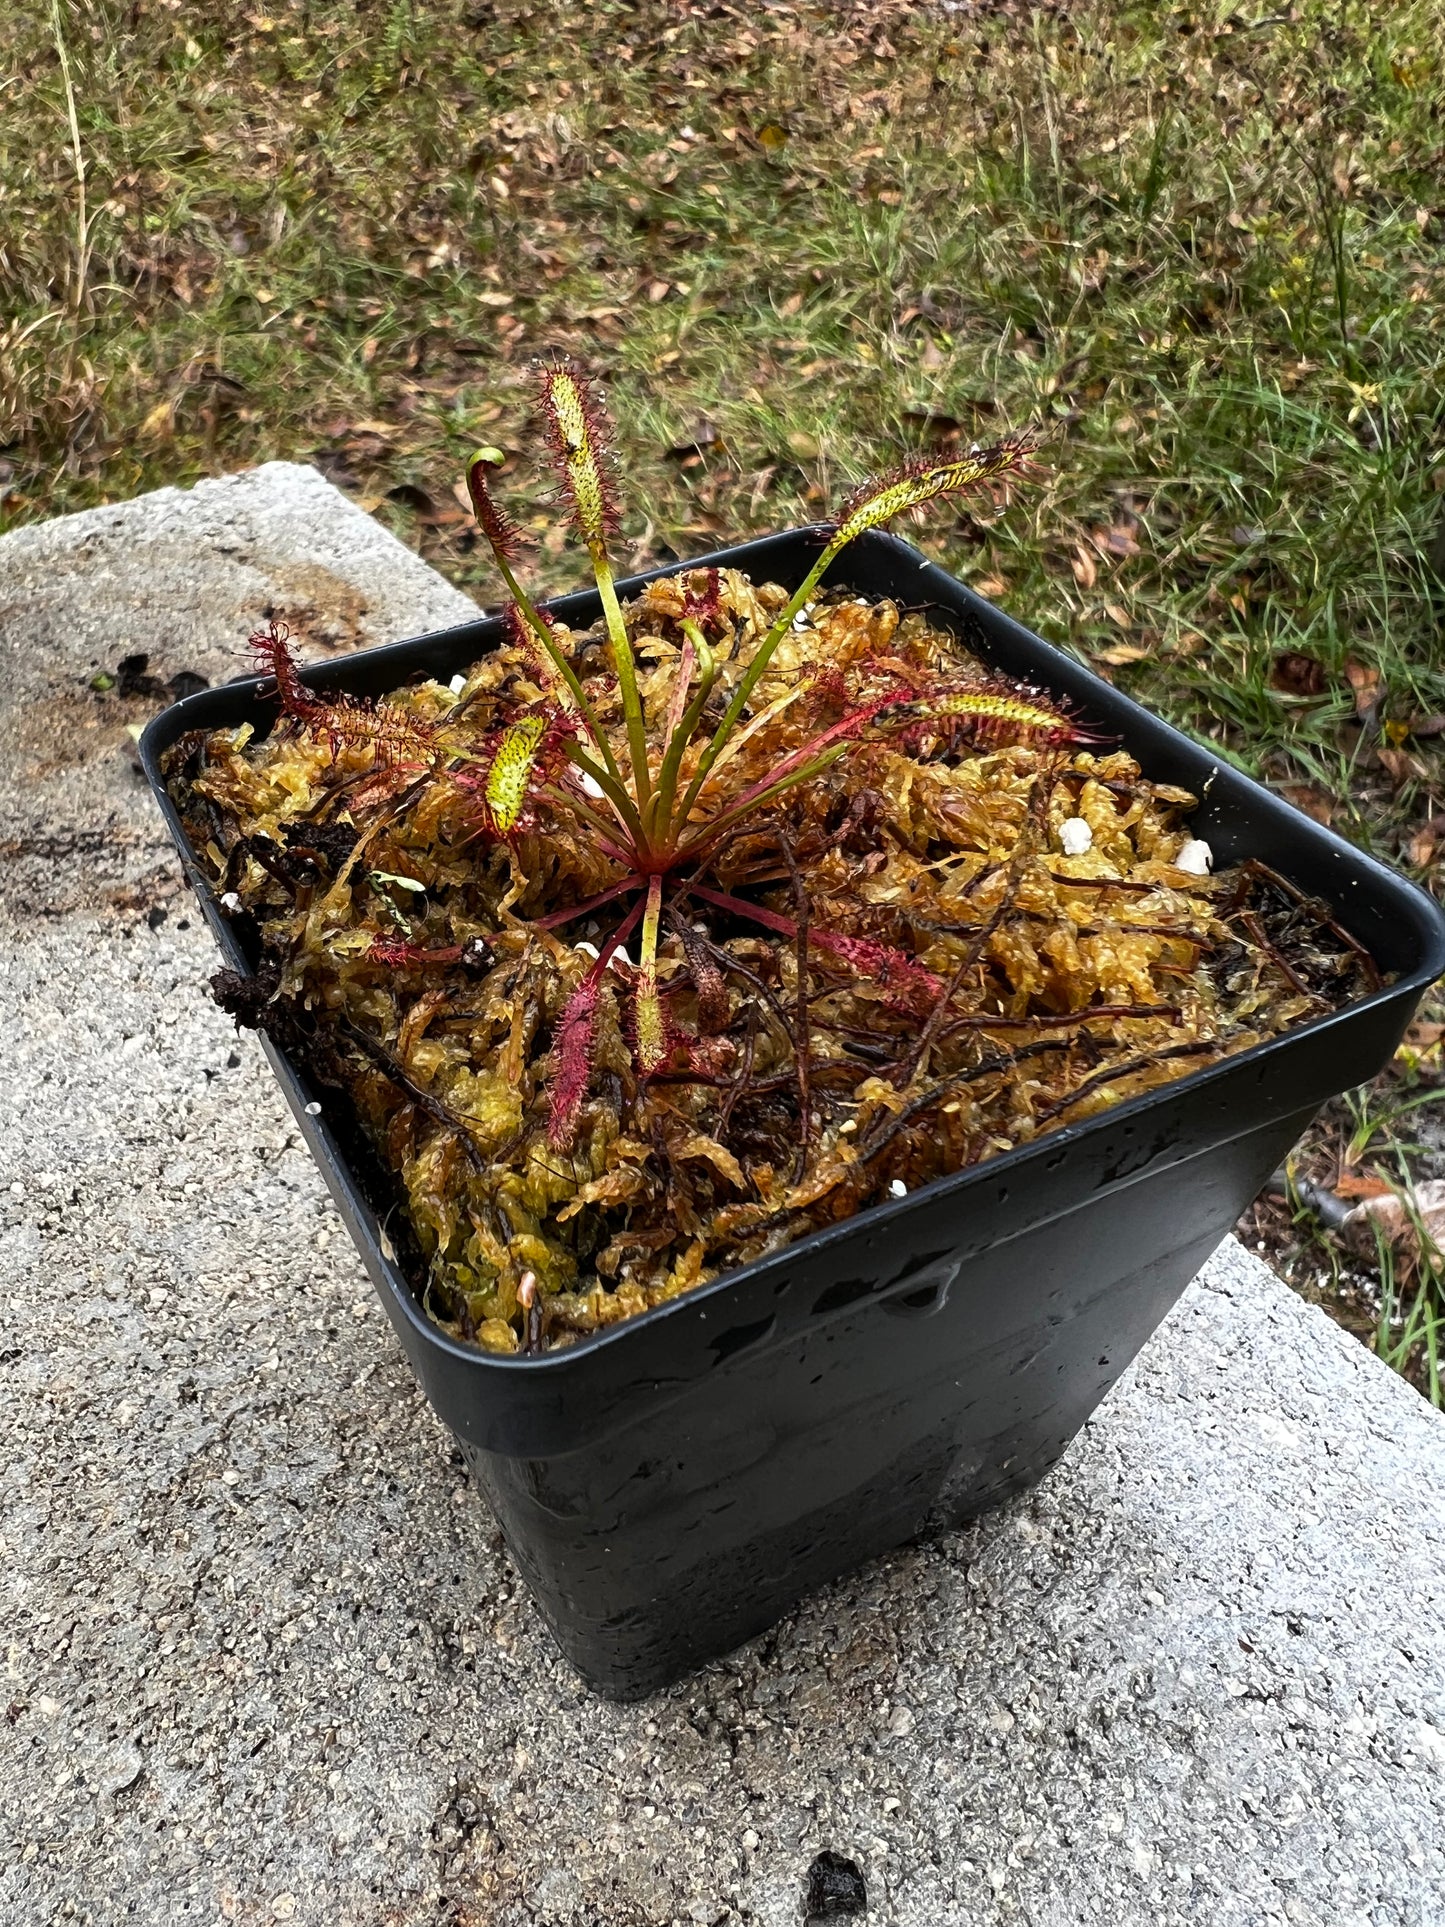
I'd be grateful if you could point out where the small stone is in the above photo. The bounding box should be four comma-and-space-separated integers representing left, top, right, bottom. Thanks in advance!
1059, 816, 1093, 856
99, 1740, 144, 1797
1175, 838, 1213, 875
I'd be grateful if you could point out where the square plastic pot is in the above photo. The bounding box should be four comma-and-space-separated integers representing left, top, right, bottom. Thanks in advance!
142, 527, 1445, 1699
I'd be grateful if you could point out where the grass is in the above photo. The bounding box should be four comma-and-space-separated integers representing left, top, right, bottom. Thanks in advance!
4, 0, 1443, 1389
1241, 1027, 1445, 1404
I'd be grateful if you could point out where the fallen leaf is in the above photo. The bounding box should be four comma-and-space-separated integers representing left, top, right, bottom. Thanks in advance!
1377, 746, 1425, 786
1091, 519, 1140, 560
1335, 1171, 1395, 1201
386, 483, 466, 526
1104, 602, 1131, 629
973, 575, 1008, 598
1344, 657, 1382, 717
139, 398, 176, 443
1093, 643, 1152, 665
756, 120, 789, 152
1346, 1178, 1445, 1269
1278, 783, 1336, 826
1070, 543, 1097, 590
1408, 821, 1443, 867
666, 421, 722, 461
786, 429, 820, 461
1270, 652, 1327, 697
1406, 713, 1445, 738
902, 407, 964, 443
646, 279, 671, 304
779, 290, 804, 317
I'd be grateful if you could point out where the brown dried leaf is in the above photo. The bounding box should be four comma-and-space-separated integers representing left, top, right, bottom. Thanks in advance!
1335, 1171, 1395, 1201
1270, 652, 1327, 697
1092, 519, 1141, 560
1377, 747, 1425, 787
1347, 1179, 1445, 1266
386, 482, 466, 526
666, 421, 722, 461
1344, 657, 1382, 716
902, 407, 964, 443
1070, 542, 1097, 590
1278, 783, 1336, 826
1093, 642, 1152, 665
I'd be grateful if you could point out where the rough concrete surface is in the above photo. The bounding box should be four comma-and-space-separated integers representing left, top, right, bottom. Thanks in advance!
2, 467, 1443, 1927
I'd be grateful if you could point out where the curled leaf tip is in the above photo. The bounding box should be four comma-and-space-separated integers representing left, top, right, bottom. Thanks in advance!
680, 566, 724, 629
465, 447, 527, 563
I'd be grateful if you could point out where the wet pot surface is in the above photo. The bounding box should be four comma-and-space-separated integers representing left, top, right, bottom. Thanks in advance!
142, 528, 1445, 1697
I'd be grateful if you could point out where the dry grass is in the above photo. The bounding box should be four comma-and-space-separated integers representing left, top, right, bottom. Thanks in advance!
5, 0, 1443, 1387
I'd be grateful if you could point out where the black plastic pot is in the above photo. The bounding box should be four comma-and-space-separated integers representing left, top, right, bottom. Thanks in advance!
142, 528, 1445, 1699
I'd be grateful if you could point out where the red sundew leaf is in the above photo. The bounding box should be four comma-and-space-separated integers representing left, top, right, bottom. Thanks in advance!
688, 886, 943, 1018
679, 567, 723, 628
548, 973, 601, 1149
465, 453, 528, 561
249, 620, 437, 767
368, 939, 463, 968
809, 931, 944, 1015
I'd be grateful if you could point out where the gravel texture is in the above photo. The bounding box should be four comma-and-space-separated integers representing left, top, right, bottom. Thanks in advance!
3, 467, 1444, 1927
